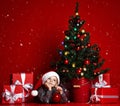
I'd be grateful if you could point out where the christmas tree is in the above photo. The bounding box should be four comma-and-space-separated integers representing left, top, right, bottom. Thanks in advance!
54, 2, 109, 82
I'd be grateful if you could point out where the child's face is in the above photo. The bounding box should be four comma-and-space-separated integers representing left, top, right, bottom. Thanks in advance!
45, 76, 58, 87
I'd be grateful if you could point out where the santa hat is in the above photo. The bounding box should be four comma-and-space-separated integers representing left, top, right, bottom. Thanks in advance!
42, 71, 60, 85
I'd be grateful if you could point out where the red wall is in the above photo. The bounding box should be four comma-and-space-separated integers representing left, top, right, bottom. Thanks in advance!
0, 0, 120, 101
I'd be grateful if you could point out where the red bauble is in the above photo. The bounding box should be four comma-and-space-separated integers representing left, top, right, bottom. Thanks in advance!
93, 63, 97, 66
76, 68, 82, 74
80, 35, 85, 40
64, 59, 69, 64
77, 34, 81, 38
76, 46, 81, 51
87, 43, 91, 47
52, 92, 61, 103
84, 59, 90, 65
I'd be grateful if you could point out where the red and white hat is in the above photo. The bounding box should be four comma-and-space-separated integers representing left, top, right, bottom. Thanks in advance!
42, 71, 60, 85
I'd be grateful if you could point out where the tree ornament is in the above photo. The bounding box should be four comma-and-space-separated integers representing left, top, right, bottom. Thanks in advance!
65, 36, 70, 40
61, 41, 64, 45
80, 35, 85, 41
64, 59, 69, 64
81, 45, 84, 48
74, 36, 77, 39
64, 45, 67, 48
65, 69, 69, 72
76, 68, 82, 74
77, 34, 80, 38
77, 23, 80, 26
81, 72, 84, 76
64, 51, 69, 56
81, 29, 85, 33
93, 63, 97, 66
59, 51, 62, 55
75, 12, 79, 15
84, 34, 87, 37
74, 27, 77, 31
62, 69, 66, 72
84, 59, 90, 65
76, 46, 81, 51
77, 19, 80, 22
83, 67, 87, 71
72, 63, 76, 68
87, 43, 91, 47
94, 72, 97, 75
52, 92, 61, 103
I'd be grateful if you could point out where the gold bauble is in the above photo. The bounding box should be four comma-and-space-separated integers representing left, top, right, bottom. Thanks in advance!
72, 63, 76, 68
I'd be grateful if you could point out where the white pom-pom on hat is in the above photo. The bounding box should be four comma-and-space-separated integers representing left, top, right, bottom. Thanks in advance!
42, 71, 60, 85
31, 90, 38, 96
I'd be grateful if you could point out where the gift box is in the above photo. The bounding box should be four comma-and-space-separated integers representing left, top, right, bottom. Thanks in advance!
12, 72, 33, 102
2, 85, 23, 104
92, 73, 111, 88
90, 87, 119, 103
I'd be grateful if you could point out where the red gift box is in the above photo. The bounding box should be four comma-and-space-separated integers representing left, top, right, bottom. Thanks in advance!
90, 87, 119, 103
92, 73, 111, 88
12, 72, 33, 102
2, 85, 23, 104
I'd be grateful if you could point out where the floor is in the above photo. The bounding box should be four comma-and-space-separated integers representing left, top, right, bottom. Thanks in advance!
0, 103, 120, 106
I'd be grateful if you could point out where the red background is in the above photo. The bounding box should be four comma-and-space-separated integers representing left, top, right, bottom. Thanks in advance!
0, 0, 120, 101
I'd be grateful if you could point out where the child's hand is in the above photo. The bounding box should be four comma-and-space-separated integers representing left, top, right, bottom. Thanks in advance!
44, 82, 52, 91
55, 86, 63, 94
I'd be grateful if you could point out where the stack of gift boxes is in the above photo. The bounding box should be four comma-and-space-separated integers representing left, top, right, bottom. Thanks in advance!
2, 72, 33, 104
90, 73, 119, 103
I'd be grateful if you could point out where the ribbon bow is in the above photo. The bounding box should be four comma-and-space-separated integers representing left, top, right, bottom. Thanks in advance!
90, 88, 100, 103
94, 74, 110, 88
2, 85, 23, 103
14, 73, 33, 92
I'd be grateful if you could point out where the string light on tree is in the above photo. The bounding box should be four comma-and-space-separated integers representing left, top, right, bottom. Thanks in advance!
81, 72, 84, 76
74, 27, 77, 31
83, 67, 87, 71
64, 51, 69, 55
65, 36, 70, 40
64, 45, 67, 48
81, 29, 85, 33
72, 63, 76, 68
84, 59, 90, 65
75, 12, 79, 16
76, 68, 82, 74
87, 43, 91, 47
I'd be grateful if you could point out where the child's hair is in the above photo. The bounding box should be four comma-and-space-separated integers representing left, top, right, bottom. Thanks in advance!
42, 71, 60, 85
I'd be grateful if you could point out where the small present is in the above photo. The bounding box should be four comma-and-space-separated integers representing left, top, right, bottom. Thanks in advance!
90, 87, 119, 103
2, 85, 23, 104
92, 73, 111, 88
12, 72, 33, 102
